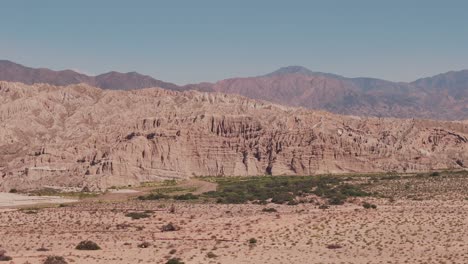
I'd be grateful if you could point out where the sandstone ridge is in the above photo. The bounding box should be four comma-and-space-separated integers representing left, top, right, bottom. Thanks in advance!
0, 81, 467, 191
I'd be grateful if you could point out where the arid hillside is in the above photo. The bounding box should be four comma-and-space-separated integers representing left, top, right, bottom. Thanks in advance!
0, 81, 467, 191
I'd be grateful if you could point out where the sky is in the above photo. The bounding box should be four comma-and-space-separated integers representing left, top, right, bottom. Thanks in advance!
1, 0, 468, 85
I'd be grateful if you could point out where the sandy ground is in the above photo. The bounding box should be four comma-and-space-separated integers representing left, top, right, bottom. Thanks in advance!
109, 189, 140, 194
0, 197, 467, 264
0, 192, 76, 208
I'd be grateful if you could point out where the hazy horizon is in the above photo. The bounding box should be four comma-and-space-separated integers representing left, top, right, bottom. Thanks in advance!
2, 0, 468, 85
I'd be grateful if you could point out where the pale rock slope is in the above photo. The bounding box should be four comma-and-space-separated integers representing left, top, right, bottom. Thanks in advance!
0, 81, 467, 191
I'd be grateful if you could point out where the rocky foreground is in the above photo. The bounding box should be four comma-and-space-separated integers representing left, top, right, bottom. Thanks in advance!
0, 81, 467, 191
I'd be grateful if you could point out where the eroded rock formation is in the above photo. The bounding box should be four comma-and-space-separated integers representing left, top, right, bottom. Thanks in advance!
0, 81, 467, 191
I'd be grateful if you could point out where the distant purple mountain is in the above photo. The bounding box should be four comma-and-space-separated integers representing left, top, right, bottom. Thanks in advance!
0, 60, 180, 91
1, 60, 468, 120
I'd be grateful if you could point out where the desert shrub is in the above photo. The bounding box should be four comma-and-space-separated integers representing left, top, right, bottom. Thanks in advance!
0, 256, 12, 261
138, 193, 168, 200
75, 240, 101, 250
430, 171, 440, 177
161, 222, 179, 232
271, 192, 295, 204
326, 244, 343, 249
0, 250, 12, 261
253, 199, 268, 205
318, 204, 329, 210
206, 252, 217, 258
248, 238, 257, 244
287, 200, 299, 205
173, 193, 199, 200
169, 249, 177, 254
9, 188, 17, 193
126, 132, 137, 140
327, 196, 345, 205
43, 256, 67, 264
137, 242, 151, 248
146, 133, 156, 140
262, 207, 277, 213
166, 258, 184, 264
37, 247, 49, 252
125, 212, 151, 220
169, 204, 176, 213
362, 202, 377, 209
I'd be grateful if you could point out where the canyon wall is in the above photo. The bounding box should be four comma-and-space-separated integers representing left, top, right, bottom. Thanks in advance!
0, 81, 467, 191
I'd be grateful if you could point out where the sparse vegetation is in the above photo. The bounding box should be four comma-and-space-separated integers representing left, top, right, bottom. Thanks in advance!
43, 256, 68, 264
318, 204, 330, 210
137, 193, 169, 200
326, 244, 343, 249
0, 250, 12, 261
262, 207, 277, 213
125, 211, 151, 220
161, 222, 179, 232
75, 240, 101, 250
137, 242, 151, 248
166, 258, 184, 264
362, 202, 377, 209
37, 246, 49, 252
206, 252, 218, 258
203, 175, 368, 205
173, 193, 199, 200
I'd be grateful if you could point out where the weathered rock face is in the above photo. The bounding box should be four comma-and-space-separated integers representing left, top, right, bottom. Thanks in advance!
0, 81, 467, 191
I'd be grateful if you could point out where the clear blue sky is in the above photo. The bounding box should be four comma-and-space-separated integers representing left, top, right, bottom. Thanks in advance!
1, 0, 467, 84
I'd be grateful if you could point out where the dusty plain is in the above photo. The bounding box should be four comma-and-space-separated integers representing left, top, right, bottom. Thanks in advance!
1, 172, 467, 264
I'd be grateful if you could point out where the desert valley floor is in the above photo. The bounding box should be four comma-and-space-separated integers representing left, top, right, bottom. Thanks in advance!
1, 172, 468, 264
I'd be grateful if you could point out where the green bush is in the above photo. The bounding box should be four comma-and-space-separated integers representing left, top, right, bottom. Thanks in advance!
248, 238, 257, 244
262, 207, 277, 213
203, 175, 367, 206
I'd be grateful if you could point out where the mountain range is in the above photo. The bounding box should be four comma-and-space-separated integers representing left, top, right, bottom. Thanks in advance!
1, 60, 467, 120
0, 60, 180, 91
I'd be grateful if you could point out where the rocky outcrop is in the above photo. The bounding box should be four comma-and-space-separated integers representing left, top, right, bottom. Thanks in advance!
0, 81, 467, 191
